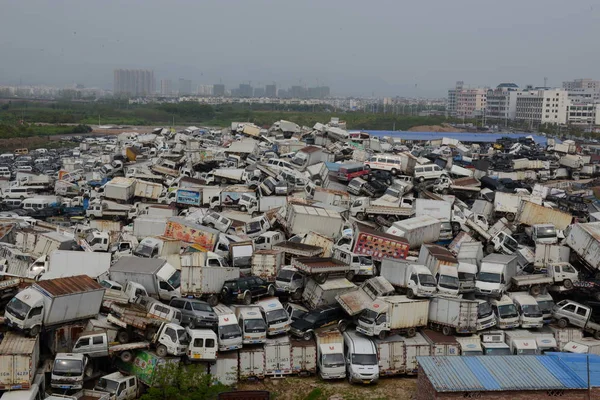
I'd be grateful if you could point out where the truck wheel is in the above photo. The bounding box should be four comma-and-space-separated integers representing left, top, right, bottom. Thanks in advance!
338, 320, 349, 332
314, 273, 328, 284
419, 177, 425, 183
356, 212, 365, 221
529, 285, 541, 296
557, 318, 569, 329
89, 214, 95, 220
378, 331, 388, 340
240, 205, 247, 212
563, 279, 573, 290
220, 178, 228, 184
485, 244, 495, 254
208, 294, 219, 307
406, 328, 417, 337
442, 189, 449, 195
29, 325, 40, 337
442, 326, 453, 336
267, 285, 275, 297
243, 292, 252, 305
252, 211, 260, 218
345, 270, 355, 281
303, 331, 313, 341
391, 168, 398, 176
120, 351, 133, 363
506, 213, 515, 222
407, 289, 415, 299
156, 345, 168, 357
117, 330, 130, 344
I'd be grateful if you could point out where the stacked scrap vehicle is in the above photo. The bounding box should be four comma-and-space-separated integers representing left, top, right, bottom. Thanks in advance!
3, 121, 600, 397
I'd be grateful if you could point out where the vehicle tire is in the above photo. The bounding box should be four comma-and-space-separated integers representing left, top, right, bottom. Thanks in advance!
252, 211, 260, 218
220, 177, 228, 184
391, 168, 398, 176
303, 331, 313, 341
243, 292, 252, 305
406, 328, 417, 338
345, 270, 355, 281
208, 294, 219, 307
292, 289, 303, 301
338, 320, 349, 332
29, 325, 40, 337
485, 244, 495, 254
240, 205, 247, 212
563, 279, 573, 290
452, 222, 460, 232
356, 212, 366, 221
156, 345, 168, 357
314, 273, 328, 284
529, 285, 541, 296
364, 164, 370, 170
407, 289, 415, 299
506, 213, 515, 222
419, 177, 425, 183
442, 326, 453, 336
267, 285, 275, 297
557, 318, 569, 329
120, 351, 133, 363
378, 330, 388, 340
117, 330, 130, 344
442, 189, 449, 195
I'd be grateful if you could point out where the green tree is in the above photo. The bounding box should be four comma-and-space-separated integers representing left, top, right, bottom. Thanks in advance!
140, 363, 230, 400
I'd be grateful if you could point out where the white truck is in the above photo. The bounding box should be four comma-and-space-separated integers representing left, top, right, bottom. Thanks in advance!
355, 296, 429, 339
71, 331, 149, 362
427, 297, 478, 336
5, 275, 105, 336
380, 259, 437, 298
386, 215, 441, 249
510, 262, 579, 295
86, 201, 133, 220
349, 197, 415, 223
0, 332, 40, 391
493, 192, 531, 221
418, 244, 460, 296
179, 252, 239, 306
51, 353, 88, 391
103, 177, 136, 203
133, 180, 163, 201
475, 253, 518, 298
109, 256, 181, 302
201, 168, 249, 185
465, 217, 518, 255
565, 222, 600, 271
335, 277, 396, 321
28, 250, 111, 281
241, 196, 287, 217
301, 278, 356, 309
280, 204, 343, 238
552, 300, 600, 340
432, 176, 481, 199
315, 327, 346, 380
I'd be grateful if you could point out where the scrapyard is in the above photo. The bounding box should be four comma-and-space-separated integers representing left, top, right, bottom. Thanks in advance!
1, 120, 600, 398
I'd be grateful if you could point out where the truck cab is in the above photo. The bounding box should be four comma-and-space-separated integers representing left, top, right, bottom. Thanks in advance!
509, 338, 538, 355
552, 300, 600, 339
243, 215, 272, 237
476, 299, 497, 331
507, 293, 543, 328
433, 264, 460, 297
531, 224, 558, 245
85, 231, 110, 252
234, 306, 267, 344
95, 372, 139, 400
153, 323, 189, 357
212, 304, 243, 351
275, 266, 307, 299
490, 296, 520, 329
185, 328, 218, 361
51, 353, 88, 390
202, 211, 233, 233
254, 231, 285, 250
256, 297, 291, 336
333, 247, 374, 277
342, 330, 379, 385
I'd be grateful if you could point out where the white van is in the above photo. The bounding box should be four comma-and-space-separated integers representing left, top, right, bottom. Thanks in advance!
0, 166, 11, 178
256, 297, 290, 336
185, 328, 218, 361
2, 186, 35, 199
342, 330, 379, 385
414, 164, 448, 182
212, 304, 243, 351
507, 293, 543, 329
233, 305, 267, 344
267, 158, 295, 172
2, 199, 22, 208
22, 197, 57, 212
365, 154, 403, 175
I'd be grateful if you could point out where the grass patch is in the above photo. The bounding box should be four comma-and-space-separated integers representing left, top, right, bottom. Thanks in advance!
304, 388, 325, 400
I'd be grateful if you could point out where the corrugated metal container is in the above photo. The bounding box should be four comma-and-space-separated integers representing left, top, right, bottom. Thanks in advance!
401, 332, 430, 375
517, 201, 572, 230
210, 352, 238, 386
534, 244, 570, 268
89, 219, 122, 233
264, 336, 292, 376
386, 215, 440, 249
373, 335, 406, 376
0, 332, 40, 390
238, 346, 266, 380
427, 297, 478, 334
302, 231, 334, 258
133, 217, 168, 239
470, 200, 494, 219
251, 250, 284, 281
418, 244, 459, 277
376, 296, 429, 330
457, 241, 484, 267
565, 222, 600, 270
421, 329, 460, 356
134, 180, 163, 200
545, 325, 584, 350
287, 205, 343, 238
448, 232, 475, 255
290, 338, 316, 375
302, 278, 356, 310
180, 255, 240, 297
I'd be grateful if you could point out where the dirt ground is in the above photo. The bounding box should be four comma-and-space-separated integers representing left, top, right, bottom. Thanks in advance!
237, 376, 417, 400
408, 124, 466, 133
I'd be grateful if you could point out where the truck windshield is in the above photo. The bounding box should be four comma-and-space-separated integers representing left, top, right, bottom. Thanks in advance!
322, 353, 345, 368
134, 244, 154, 258
458, 272, 476, 281
192, 302, 213, 312
176, 328, 189, 345
351, 354, 377, 366
383, 188, 400, 198
419, 274, 437, 287
537, 300, 554, 314
478, 272, 501, 283
266, 309, 288, 324
276, 270, 296, 283
537, 227, 556, 238
6, 297, 30, 320
53, 359, 82, 375
219, 324, 242, 339
478, 302, 493, 318
358, 256, 372, 265
246, 221, 262, 234
503, 236, 518, 253
167, 270, 181, 289
438, 275, 459, 290
521, 304, 543, 318
485, 347, 511, 356
498, 304, 519, 319
244, 319, 267, 333
359, 309, 378, 324
96, 378, 119, 394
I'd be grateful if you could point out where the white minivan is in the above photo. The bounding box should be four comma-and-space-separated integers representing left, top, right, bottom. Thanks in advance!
342, 330, 379, 385
414, 164, 448, 182
2, 187, 35, 199
212, 304, 243, 351
185, 328, 218, 361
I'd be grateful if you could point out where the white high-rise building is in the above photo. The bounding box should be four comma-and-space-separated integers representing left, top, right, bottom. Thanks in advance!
515, 88, 569, 125
567, 103, 600, 126
486, 83, 519, 122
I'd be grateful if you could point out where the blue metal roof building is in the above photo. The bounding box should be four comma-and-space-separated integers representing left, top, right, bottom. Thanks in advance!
417, 356, 588, 392
362, 130, 555, 145
547, 353, 600, 387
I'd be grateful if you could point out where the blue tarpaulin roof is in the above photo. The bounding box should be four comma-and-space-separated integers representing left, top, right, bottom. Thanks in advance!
362, 130, 554, 145
417, 356, 587, 392
547, 353, 600, 387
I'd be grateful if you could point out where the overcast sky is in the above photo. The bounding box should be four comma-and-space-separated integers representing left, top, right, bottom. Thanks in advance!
1, 0, 599, 97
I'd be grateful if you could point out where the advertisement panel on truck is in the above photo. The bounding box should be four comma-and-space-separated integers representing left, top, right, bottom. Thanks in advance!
176, 190, 201, 206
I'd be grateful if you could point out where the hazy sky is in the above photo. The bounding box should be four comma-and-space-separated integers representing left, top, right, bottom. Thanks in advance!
1, 0, 600, 97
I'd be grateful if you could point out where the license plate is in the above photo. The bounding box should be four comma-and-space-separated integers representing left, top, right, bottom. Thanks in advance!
60, 386, 71, 389
193, 354, 201, 359
363, 380, 370, 385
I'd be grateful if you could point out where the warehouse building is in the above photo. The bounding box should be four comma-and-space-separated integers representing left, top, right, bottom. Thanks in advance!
416, 356, 599, 400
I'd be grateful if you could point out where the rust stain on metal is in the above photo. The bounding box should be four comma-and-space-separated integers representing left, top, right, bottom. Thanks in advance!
34, 275, 104, 296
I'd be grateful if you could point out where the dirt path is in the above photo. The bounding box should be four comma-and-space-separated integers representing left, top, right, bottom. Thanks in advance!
237, 376, 417, 400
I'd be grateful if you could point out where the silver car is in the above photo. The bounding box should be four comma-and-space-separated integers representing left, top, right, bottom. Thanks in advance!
169, 298, 218, 330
